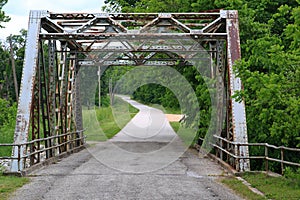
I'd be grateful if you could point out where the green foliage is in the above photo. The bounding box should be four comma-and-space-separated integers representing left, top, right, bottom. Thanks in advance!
0, 0, 10, 28
0, 119, 16, 157
132, 84, 180, 109
236, 66, 300, 147
0, 30, 26, 102
0, 98, 16, 157
0, 98, 16, 126
0, 41, 11, 99
103, 0, 202, 12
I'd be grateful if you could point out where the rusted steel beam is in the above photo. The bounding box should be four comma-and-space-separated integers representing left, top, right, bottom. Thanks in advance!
39, 33, 227, 40
224, 10, 250, 171
11, 10, 46, 172
49, 12, 220, 20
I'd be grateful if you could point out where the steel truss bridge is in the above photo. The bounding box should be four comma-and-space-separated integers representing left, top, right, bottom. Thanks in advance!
10, 10, 250, 172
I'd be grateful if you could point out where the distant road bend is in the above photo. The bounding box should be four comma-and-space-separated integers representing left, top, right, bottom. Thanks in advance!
11, 96, 242, 200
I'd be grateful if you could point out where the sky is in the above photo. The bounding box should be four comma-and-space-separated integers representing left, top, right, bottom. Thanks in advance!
0, 0, 105, 40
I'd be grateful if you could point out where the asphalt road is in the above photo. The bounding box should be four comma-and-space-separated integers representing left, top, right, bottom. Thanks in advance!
10, 97, 243, 200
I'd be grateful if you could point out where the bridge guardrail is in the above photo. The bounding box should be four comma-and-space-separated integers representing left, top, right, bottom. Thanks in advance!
0, 130, 85, 172
199, 135, 300, 174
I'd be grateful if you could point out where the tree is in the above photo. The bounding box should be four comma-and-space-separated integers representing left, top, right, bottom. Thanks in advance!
0, 0, 9, 28
0, 42, 10, 99
0, 30, 27, 102
0, 0, 10, 99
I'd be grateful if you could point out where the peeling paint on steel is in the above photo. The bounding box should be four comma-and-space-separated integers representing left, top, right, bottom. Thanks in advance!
226, 10, 250, 171
11, 11, 44, 172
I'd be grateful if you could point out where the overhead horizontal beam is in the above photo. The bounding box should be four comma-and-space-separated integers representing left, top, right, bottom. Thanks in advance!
56, 49, 217, 53
78, 59, 194, 67
49, 12, 221, 20
40, 33, 227, 40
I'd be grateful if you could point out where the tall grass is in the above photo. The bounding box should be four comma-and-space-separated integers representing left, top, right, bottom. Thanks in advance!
83, 96, 139, 141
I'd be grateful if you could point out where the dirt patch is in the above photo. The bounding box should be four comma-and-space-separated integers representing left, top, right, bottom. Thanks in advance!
165, 114, 184, 122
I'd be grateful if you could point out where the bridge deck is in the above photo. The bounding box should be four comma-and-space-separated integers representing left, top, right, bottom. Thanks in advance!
10, 98, 242, 200
10, 148, 242, 199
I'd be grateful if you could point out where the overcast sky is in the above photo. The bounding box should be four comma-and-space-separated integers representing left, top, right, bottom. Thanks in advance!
0, 0, 105, 40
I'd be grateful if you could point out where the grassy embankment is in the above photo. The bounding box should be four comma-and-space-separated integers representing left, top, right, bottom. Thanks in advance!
82, 96, 139, 141
0, 174, 29, 200
222, 172, 300, 200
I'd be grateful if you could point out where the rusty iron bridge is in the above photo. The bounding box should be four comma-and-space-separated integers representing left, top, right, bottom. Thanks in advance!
8, 10, 251, 173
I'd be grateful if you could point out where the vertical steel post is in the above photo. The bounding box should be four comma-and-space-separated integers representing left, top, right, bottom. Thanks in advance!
222, 10, 250, 171
40, 41, 51, 158
11, 10, 47, 172
209, 42, 216, 79
216, 40, 225, 143
66, 54, 76, 150
98, 66, 101, 108
74, 62, 83, 145
30, 46, 41, 165
48, 40, 57, 157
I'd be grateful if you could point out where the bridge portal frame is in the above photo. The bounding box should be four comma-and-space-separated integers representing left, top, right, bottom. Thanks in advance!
11, 10, 249, 172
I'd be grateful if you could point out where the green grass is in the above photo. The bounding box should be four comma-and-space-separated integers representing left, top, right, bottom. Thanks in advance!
83, 96, 139, 141
169, 122, 198, 147
169, 122, 180, 132
221, 177, 267, 200
0, 174, 29, 200
242, 172, 300, 200
222, 172, 300, 200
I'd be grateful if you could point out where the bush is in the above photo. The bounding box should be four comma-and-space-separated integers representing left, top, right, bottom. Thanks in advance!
0, 98, 16, 126
0, 98, 17, 157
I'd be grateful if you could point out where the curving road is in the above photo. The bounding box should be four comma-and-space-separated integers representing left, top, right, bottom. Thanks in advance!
10, 97, 243, 200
